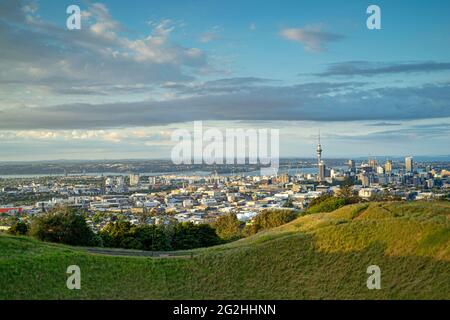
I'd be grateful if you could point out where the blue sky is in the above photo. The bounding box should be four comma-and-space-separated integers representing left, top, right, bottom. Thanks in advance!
0, 0, 449, 160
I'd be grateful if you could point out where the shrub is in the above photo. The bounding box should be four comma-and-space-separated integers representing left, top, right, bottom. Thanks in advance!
244, 209, 298, 236
134, 225, 171, 251
213, 213, 243, 241
8, 221, 29, 236
306, 197, 347, 214
171, 223, 222, 250
30, 206, 99, 246
99, 221, 219, 251
99, 221, 133, 248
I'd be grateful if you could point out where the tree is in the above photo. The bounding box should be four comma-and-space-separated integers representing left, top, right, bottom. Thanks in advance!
340, 178, 354, 197
171, 223, 221, 250
244, 209, 298, 236
99, 221, 221, 251
306, 197, 347, 214
99, 221, 133, 248
8, 221, 29, 236
30, 206, 99, 246
307, 194, 332, 208
134, 225, 171, 251
213, 213, 242, 241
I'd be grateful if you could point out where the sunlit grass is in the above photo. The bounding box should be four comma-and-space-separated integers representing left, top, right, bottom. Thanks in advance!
0, 201, 449, 299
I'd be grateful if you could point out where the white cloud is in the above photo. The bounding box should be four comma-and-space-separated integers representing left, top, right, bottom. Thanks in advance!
0, 1, 209, 107
280, 24, 344, 52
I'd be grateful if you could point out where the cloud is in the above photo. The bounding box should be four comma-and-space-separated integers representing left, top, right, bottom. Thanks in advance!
0, 81, 449, 130
369, 122, 401, 127
314, 61, 450, 76
161, 77, 279, 95
332, 122, 450, 141
0, 1, 209, 99
280, 25, 345, 52
199, 31, 219, 43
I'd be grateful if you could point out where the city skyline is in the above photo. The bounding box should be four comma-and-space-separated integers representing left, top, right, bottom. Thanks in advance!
1, 0, 450, 160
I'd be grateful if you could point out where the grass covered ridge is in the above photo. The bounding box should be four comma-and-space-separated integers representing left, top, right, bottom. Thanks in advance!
0, 201, 449, 299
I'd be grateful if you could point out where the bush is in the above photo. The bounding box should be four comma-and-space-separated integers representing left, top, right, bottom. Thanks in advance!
8, 221, 29, 236
244, 209, 298, 236
306, 197, 347, 214
30, 206, 99, 246
213, 213, 243, 241
99, 221, 133, 248
134, 225, 171, 251
99, 221, 220, 251
171, 223, 222, 250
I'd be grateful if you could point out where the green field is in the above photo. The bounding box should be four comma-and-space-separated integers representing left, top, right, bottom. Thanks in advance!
1, 201, 449, 299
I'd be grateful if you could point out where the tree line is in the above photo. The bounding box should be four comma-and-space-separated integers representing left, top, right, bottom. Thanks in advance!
6, 206, 299, 251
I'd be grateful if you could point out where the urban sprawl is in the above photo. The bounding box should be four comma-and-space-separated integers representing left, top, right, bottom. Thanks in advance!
1, 141, 449, 232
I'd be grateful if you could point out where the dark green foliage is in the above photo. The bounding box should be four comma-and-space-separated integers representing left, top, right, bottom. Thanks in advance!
30, 206, 99, 246
99, 221, 133, 248
244, 209, 297, 236
100, 221, 220, 251
134, 225, 172, 251
307, 194, 333, 208
213, 213, 242, 241
171, 223, 222, 250
8, 221, 29, 236
306, 197, 347, 214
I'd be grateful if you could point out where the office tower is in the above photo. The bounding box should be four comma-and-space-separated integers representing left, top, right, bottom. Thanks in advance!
385, 160, 393, 174
129, 174, 140, 186
368, 159, 378, 170
318, 161, 326, 182
358, 173, 370, 187
405, 156, 413, 173
348, 159, 355, 172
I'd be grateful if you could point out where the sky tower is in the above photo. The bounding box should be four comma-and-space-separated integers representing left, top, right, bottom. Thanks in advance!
316, 132, 325, 182
316, 132, 322, 165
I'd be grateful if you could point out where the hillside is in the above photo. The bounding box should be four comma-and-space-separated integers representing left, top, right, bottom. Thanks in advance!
1, 201, 449, 299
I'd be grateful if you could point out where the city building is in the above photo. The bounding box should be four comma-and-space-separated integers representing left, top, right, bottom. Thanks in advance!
348, 159, 355, 172
129, 174, 140, 187
368, 159, 378, 170
405, 156, 414, 173
385, 160, 393, 174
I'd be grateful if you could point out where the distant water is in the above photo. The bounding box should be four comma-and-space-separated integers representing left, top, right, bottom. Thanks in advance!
0, 167, 328, 179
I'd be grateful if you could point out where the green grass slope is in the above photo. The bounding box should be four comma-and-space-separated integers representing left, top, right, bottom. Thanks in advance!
1, 201, 449, 300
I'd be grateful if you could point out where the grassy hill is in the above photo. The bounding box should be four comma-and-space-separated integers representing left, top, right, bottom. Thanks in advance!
1, 201, 449, 299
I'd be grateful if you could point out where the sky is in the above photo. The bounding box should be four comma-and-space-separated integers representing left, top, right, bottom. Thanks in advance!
0, 0, 449, 161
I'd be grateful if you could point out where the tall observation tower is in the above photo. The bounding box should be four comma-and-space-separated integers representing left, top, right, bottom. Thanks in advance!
316, 132, 325, 182
316, 132, 322, 165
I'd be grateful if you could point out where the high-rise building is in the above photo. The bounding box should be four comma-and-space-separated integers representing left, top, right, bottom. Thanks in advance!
376, 166, 385, 174
318, 161, 326, 182
368, 159, 378, 170
129, 174, 140, 186
405, 156, 413, 173
348, 159, 355, 172
385, 160, 393, 174
358, 173, 370, 187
